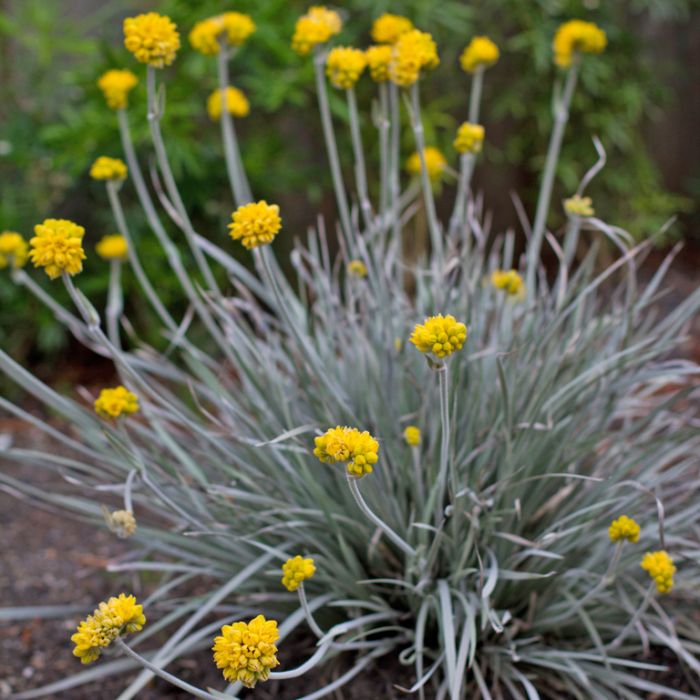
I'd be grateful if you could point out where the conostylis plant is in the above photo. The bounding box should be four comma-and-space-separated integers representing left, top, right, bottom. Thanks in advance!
1, 8, 699, 700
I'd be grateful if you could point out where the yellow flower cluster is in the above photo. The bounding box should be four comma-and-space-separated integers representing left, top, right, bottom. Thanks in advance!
454, 122, 485, 155
326, 47, 367, 89
389, 29, 439, 87
347, 259, 367, 278
460, 36, 500, 73
314, 426, 380, 478
365, 45, 392, 82
406, 147, 447, 183
0, 231, 28, 270
94, 386, 139, 419
29, 219, 86, 280
291, 6, 342, 56
553, 20, 607, 68
106, 509, 137, 538
641, 550, 676, 594
124, 13, 180, 68
213, 615, 280, 687
281, 555, 316, 591
491, 269, 525, 299
404, 425, 421, 446
228, 201, 282, 250
564, 194, 595, 217
71, 594, 145, 664
189, 12, 256, 55
97, 69, 138, 110
608, 515, 640, 543
410, 314, 468, 359
207, 87, 250, 121
90, 156, 128, 182
370, 13, 413, 44
96, 234, 128, 261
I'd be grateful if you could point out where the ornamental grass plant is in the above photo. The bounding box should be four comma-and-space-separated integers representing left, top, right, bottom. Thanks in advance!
1, 7, 700, 699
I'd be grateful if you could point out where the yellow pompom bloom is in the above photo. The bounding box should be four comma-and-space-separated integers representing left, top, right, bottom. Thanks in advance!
389, 29, 439, 87
105, 509, 137, 538
0, 232, 29, 270
281, 555, 316, 591
124, 13, 180, 68
94, 386, 139, 419
406, 147, 447, 183
207, 87, 250, 121
410, 314, 468, 359
460, 36, 500, 73
29, 219, 86, 280
553, 20, 607, 68
491, 269, 525, 300
371, 13, 413, 44
608, 515, 640, 544
189, 12, 256, 55
71, 594, 145, 665
228, 201, 282, 250
221, 12, 256, 46
213, 615, 279, 687
326, 47, 367, 89
641, 550, 676, 594
454, 122, 485, 155
347, 259, 367, 278
314, 426, 380, 478
97, 69, 138, 110
292, 6, 342, 56
404, 425, 421, 446
365, 45, 393, 82
564, 194, 595, 217
96, 234, 128, 261
90, 156, 128, 182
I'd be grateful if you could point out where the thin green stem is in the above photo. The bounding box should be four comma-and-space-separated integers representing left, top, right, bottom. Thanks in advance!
346, 86, 373, 232
378, 82, 390, 222
436, 364, 451, 522
298, 584, 325, 639
106, 259, 123, 349
468, 67, 484, 124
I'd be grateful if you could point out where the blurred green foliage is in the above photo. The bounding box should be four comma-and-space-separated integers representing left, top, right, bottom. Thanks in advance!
0, 0, 697, 367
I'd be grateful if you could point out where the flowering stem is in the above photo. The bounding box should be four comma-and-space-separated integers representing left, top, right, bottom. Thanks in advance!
269, 639, 334, 680
346, 86, 373, 232
114, 638, 223, 700
106, 259, 123, 349
608, 582, 654, 650
448, 153, 476, 239
347, 475, 416, 558
298, 583, 325, 639
123, 468, 137, 513
146, 66, 221, 296
313, 49, 353, 240
433, 363, 451, 523
378, 82, 390, 222
389, 83, 402, 248
217, 46, 252, 206
527, 62, 579, 293
468, 67, 484, 124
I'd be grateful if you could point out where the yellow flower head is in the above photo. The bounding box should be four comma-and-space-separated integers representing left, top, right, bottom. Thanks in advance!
213, 615, 279, 687
0, 231, 29, 270
207, 87, 250, 121
29, 219, 86, 280
105, 509, 137, 538
371, 13, 413, 44
97, 69, 138, 110
404, 425, 421, 446
124, 13, 180, 68
94, 386, 139, 419
410, 314, 468, 359
228, 201, 282, 250
314, 426, 380, 478
406, 147, 447, 183
281, 555, 316, 591
608, 515, 640, 544
454, 122, 485, 155
96, 234, 128, 261
365, 45, 393, 82
326, 46, 367, 89
347, 259, 367, 278
641, 550, 676, 594
90, 156, 128, 182
292, 6, 342, 56
389, 29, 439, 87
553, 20, 607, 68
564, 194, 595, 217
189, 12, 256, 55
460, 36, 500, 73
71, 594, 145, 665
491, 269, 525, 300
